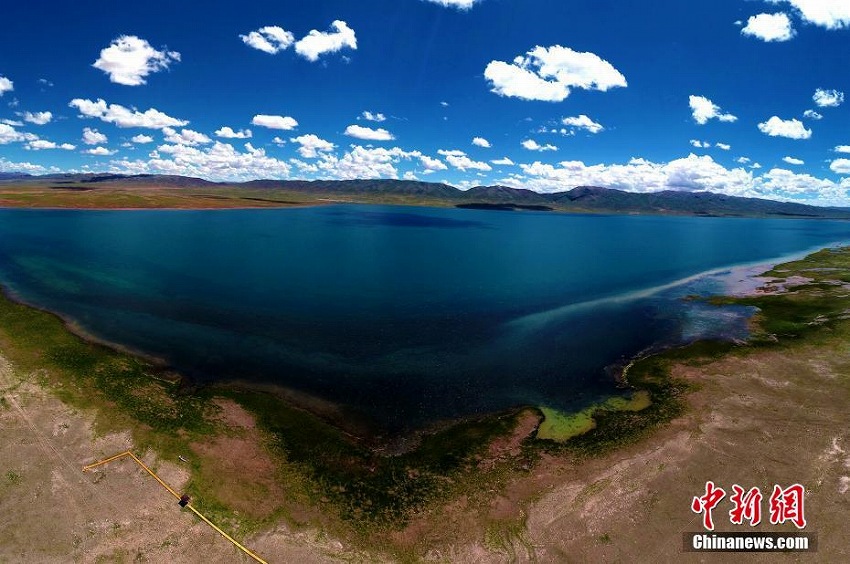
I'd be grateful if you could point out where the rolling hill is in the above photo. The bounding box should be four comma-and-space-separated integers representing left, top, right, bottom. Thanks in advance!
2, 173, 850, 218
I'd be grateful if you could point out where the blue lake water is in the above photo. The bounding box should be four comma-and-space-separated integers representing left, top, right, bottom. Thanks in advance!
0, 205, 848, 433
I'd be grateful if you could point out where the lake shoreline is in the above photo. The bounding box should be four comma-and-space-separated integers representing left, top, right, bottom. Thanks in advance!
3, 245, 850, 559
0, 239, 837, 448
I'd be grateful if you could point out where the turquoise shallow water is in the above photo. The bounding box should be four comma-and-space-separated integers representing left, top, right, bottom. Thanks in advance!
0, 205, 848, 432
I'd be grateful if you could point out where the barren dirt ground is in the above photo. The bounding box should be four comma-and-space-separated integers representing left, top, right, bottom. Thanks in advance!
448, 342, 850, 563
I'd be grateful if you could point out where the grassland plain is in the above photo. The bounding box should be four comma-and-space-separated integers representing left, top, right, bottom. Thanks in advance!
0, 180, 463, 211
1, 248, 850, 562
0, 183, 325, 209
6, 177, 850, 218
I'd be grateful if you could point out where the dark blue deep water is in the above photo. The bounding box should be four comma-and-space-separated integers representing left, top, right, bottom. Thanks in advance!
1, 205, 848, 432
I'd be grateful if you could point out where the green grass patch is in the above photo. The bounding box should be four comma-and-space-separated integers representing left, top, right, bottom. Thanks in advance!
538, 342, 716, 457
0, 289, 222, 479
537, 407, 596, 441
6, 470, 22, 485
537, 391, 654, 443
0, 185, 323, 210
216, 386, 524, 530
607, 390, 652, 411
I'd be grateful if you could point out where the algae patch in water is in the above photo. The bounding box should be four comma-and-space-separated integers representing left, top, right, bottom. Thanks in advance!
537, 391, 652, 442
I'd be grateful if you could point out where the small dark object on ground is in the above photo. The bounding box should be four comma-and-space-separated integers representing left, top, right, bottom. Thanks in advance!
179, 494, 190, 507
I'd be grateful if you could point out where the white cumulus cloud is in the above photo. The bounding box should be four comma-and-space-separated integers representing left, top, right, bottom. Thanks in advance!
69, 98, 189, 130
315, 146, 418, 179
344, 124, 395, 141
424, 0, 479, 9
803, 109, 823, 120
0, 76, 12, 96
716, 143, 731, 150
112, 141, 292, 181
84, 146, 117, 156
830, 158, 850, 174
131, 134, 154, 144
518, 155, 749, 194
690, 139, 710, 148
360, 111, 386, 122
294, 20, 357, 62
214, 126, 252, 139
251, 115, 298, 130
783, 156, 804, 165
562, 114, 604, 134
472, 137, 491, 148
437, 149, 492, 171
0, 157, 52, 174
27, 139, 75, 151
522, 139, 557, 152
82, 127, 108, 145
93, 35, 180, 86
491, 157, 514, 166
813, 88, 844, 107
773, 0, 850, 30
22, 111, 52, 125
741, 13, 795, 41
0, 123, 37, 144
290, 134, 335, 158
240, 26, 295, 54
484, 45, 626, 102
689, 95, 737, 124
163, 128, 212, 146
757, 116, 812, 139
419, 155, 448, 173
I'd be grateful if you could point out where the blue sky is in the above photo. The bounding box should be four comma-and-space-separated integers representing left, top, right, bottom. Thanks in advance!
3, 0, 850, 204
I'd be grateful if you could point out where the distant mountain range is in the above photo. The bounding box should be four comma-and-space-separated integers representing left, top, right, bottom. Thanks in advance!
0, 172, 34, 181
3, 172, 850, 218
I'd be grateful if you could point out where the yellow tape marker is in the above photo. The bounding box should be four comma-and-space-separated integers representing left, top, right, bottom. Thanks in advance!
83, 451, 268, 564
